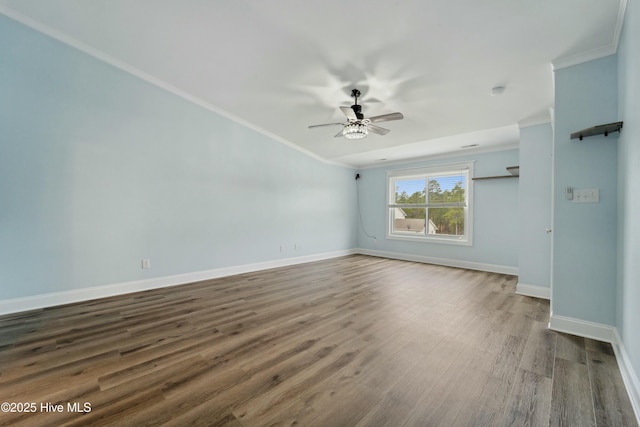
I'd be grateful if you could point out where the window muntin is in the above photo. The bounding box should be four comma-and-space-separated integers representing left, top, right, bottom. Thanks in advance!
387, 163, 472, 245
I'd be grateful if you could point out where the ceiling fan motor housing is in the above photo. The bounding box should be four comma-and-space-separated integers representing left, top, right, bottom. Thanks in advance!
351, 104, 364, 120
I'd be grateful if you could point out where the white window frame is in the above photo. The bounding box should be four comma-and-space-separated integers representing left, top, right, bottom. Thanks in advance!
386, 161, 474, 246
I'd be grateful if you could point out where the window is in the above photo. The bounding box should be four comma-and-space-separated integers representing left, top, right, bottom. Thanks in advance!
387, 162, 473, 245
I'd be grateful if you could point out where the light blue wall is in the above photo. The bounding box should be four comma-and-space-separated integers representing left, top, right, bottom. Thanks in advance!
617, 0, 640, 392
356, 149, 519, 270
0, 16, 357, 300
552, 55, 618, 325
518, 123, 553, 289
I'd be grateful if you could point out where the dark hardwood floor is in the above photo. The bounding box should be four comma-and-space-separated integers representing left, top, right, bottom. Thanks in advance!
0, 255, 636, 426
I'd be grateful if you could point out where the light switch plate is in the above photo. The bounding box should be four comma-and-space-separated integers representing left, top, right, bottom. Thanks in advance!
573, 189, 599, 203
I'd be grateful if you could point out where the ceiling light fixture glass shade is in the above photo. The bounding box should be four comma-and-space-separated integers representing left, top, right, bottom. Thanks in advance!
343, 123, 368, 140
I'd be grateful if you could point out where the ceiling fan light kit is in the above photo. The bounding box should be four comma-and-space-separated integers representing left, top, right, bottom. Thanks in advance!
343, 123, 368, 140
308, 89, 403, 140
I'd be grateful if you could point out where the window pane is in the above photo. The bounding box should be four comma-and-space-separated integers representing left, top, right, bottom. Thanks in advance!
428, 175, 466, 204
387, 162, 472, 245
394, 178, 426, 204
392, 208, 426, 234
428, 207, 465, 236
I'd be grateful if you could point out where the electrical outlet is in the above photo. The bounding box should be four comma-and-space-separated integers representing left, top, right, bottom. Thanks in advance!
141, 259, 151, 269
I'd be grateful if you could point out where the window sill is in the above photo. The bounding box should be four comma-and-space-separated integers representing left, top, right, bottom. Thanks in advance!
387, 234, 472, 246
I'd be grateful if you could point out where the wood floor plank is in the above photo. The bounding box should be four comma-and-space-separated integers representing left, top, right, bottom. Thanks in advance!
555, 333, 587, 365
108, 365, 249, 426
519, 320, 557, 379
478, 334, 528, 412
0, 255, 636, 426
452, 401, 502, 427
306, 383, 381, 427
357, 347, 450, 427
550, 357, 596, 427
232, 336, 367, 423
586, 344, 639, 427
500, 368, 553, 427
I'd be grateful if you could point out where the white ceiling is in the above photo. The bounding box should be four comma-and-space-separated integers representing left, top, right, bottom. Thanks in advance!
0, 0, 625, 168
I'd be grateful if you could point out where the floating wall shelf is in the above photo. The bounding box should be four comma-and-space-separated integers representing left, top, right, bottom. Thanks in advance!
473, 166, 519, 181
570, 121, 623, 140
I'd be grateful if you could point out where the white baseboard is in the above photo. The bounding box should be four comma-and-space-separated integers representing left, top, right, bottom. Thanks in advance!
613, 329, 640, 423
549, 314, 640, 424
516, 282, 551, 300
0, 248, 516, 316
356, 248, 518, 276
548, 314, 618, 343
2, 250, 637, 423
0, 249, 356, 316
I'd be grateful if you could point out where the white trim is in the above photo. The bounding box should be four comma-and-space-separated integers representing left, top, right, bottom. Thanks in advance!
552, 0, 628, 71
386, 234, 472, 247
548, 314, 617, 343
0, 247, 516, 315
357, 145, 518, 170
516, 282, 551, 300
0, 249, 356, 316
613, 0, 629, 53
386, 161, 473, 178
0, 7, 348, 169
1, 247, 635, 423
547, 314, 639, 424
613, 329, 640, 423
356, 248, 518, 275
552, 46, 617, 71
518, 117, 552, 130
386, 162, 474, 246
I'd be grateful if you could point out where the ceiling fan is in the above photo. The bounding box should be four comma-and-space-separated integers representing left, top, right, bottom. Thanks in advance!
308, 89, 404, 140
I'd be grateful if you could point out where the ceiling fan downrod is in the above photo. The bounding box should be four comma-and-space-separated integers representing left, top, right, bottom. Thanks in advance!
350, 89, 363, 119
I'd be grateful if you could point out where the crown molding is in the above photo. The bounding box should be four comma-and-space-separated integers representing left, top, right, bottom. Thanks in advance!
356, 142, 519, 170
613, 0, 629, 52
518, 113, 552, 129
552, 0, 628, 70
552, 45, 617, 71
0, 7, 350, 169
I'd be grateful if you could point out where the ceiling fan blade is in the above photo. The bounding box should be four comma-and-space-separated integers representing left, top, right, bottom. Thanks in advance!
368, 124, 390, 135
340, 106, 357, 120
308, 122, 344, 128
334, 129, 345, 138
368, 112, 404, 123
